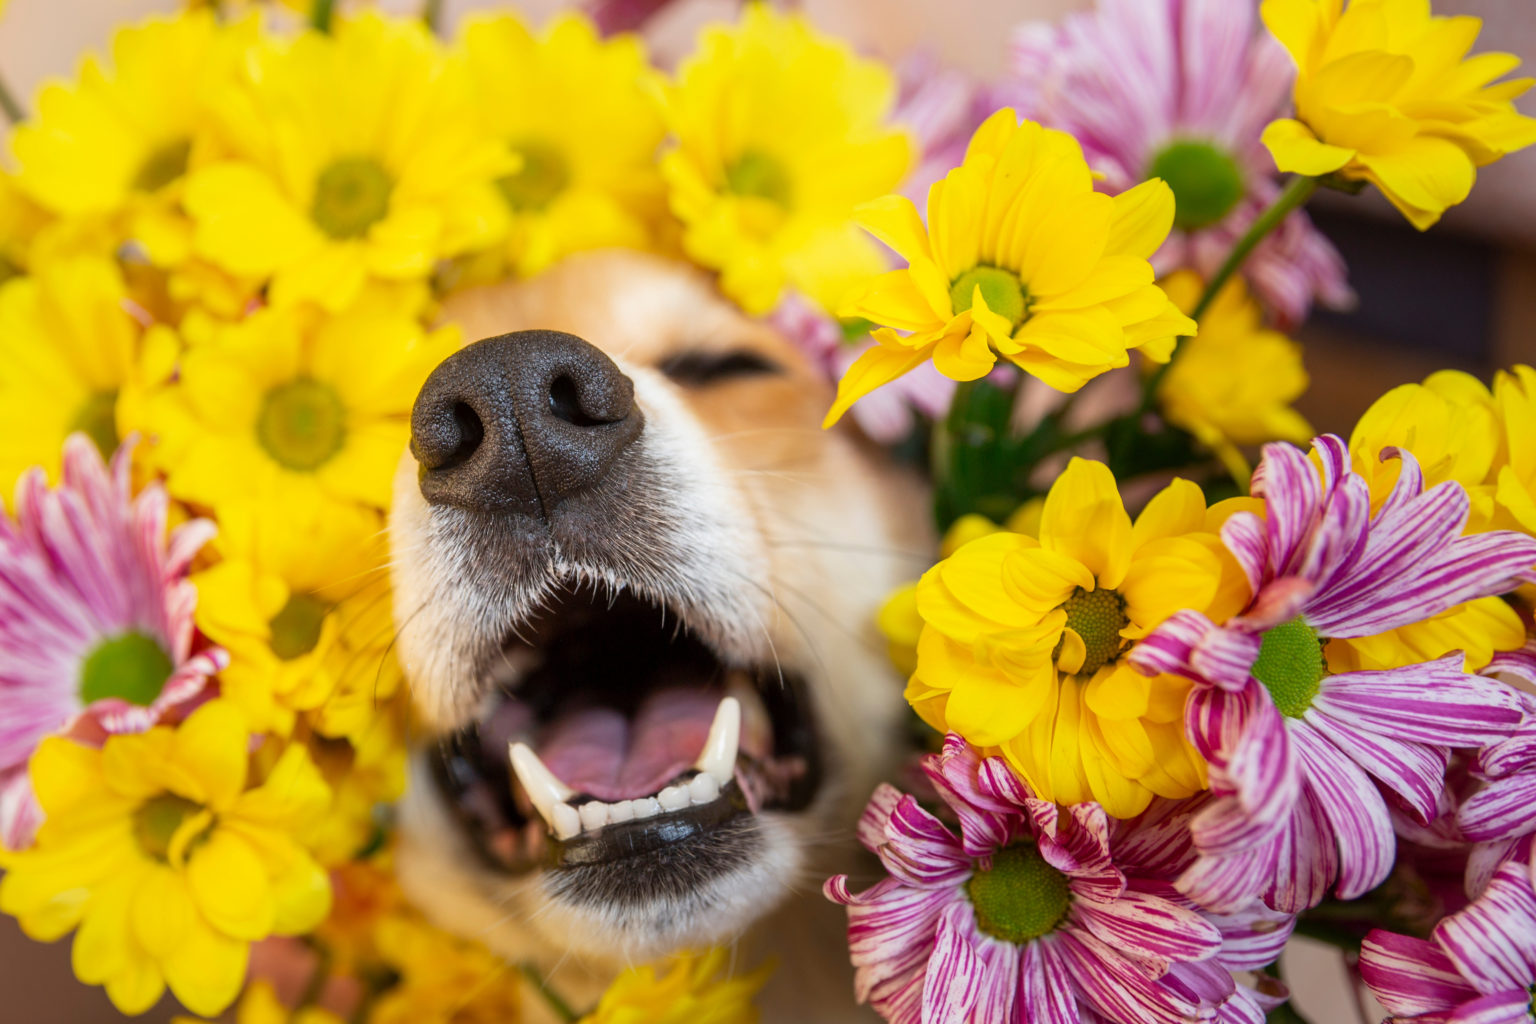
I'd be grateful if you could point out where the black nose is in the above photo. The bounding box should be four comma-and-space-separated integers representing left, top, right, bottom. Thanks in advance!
411, 330, 643, 515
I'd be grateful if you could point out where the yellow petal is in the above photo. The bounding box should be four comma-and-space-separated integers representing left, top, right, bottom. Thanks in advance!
1261, 118, 1355, 175
854, 194, 933, 267
1132, 478, 1209, 547
1119, 536, 1221, 632
162, 916, 249, 1018
1039, 458, 1133, 588
185, 163, 317, 278
1355, 135, 1476, 231
823, 339, 937, 427
171, 701, 249, 808
1056, 628, 1087, 675
130, 865, 192, 959
187, 830, 274, 940
1104, 179, 1176, 261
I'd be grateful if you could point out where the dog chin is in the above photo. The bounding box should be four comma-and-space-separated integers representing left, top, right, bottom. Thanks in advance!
385, 251, 928, 980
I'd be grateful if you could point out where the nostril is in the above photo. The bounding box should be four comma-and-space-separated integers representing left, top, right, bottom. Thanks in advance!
433, 401, 484, 472
548, 374, 604, 428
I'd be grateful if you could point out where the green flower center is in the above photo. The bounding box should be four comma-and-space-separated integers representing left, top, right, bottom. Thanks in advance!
1148, 140, 1246, 231
70, 390, 120, 460
1250, 616, 1326, 718
966, 843, 1072, 945
78, 630, 174, 707
269, 592, 332, 660
257, 377, 347, 472
132, 793, 207, 862
133, 137, 192, 193
311, 157, 394, 240
496, 140, 572, 212
1055, 586, 1129, 676
724, 150, 792, 206
949, 265, 1029, 329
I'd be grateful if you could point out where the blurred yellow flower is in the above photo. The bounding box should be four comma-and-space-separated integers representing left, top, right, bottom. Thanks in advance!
184, 14, 511, 310
907, 459, 1251, 816
369, 915, 525, 1024
134, 302, 458, 520
0, 258, 174, 490
11, 11, 246, 265
1261, 0, 1536, 230
303, 690, 408, 865
193, 496, 389, 736
1158, 271, 1311, 480
1492, 365, 1536, 535
829, 110, 1196, 426
175, 980, 345, 1024
661, 5, 911, 314
582, 948, 772, 1024
459, 12, 667, 276
0, 702, 331, 1017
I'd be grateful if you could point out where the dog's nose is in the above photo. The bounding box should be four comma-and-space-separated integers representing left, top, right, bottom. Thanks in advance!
411, 330, 643, 515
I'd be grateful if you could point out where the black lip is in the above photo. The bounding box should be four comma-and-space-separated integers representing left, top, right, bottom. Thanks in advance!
551, 784, 752, 868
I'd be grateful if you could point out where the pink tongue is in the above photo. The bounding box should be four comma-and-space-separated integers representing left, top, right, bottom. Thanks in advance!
537, 688, 720, 801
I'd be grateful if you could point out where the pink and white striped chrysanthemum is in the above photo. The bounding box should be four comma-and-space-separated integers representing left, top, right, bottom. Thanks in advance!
1002, 0, 1351, 327
1458, 648, 1536, 861
0, 435, 225, 849
825, 734, 1293, 1024
1360, 859, 1536, 1024
1131, 435, 1536, 915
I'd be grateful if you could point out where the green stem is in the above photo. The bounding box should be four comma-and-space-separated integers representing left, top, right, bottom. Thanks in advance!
518, 963, 581, 1024
310, 0, 337, 33
0, 68, 25, 124
1140, 173, 1320, 413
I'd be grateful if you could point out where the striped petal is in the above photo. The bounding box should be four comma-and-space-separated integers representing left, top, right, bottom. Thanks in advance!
878, 794, 972, 887
1459, 773, 1536, 843
1208, 901, 1296, 972
1434, 863, 1536, 995
923, 902, 986, 1024
1302, 706, 1449, 823
1360, 929, 1478, 1016
1290, 725, 1396, 900
1310, 656, 1524, 747
1022, 940, 1080, 1024
1071, 887, 1223, 964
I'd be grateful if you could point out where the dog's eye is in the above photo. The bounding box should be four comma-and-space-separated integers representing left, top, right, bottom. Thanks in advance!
657, 349, 783, 386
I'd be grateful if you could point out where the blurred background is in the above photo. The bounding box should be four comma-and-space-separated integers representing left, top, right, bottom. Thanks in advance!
2, 0, 1534, 1020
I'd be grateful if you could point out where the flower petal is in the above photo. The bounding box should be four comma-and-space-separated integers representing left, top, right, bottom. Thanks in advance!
1360, 929, 1478, 1017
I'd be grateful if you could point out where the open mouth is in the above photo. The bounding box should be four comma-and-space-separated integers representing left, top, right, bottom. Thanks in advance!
432, 580, 821, 875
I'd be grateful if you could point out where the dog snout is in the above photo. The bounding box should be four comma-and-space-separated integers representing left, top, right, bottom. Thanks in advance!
411, 330, 643, 515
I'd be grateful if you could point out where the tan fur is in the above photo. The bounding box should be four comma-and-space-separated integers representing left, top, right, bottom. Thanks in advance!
389, 251, 931, 1021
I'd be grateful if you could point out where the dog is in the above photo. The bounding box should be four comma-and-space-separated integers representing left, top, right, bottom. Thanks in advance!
388, 250, 932, 1020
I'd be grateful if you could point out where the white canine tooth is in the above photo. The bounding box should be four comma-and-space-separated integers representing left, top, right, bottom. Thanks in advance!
632, 796, 661, 819
658, 784, 690, 812
694, 696, 741, 785
508, 742, 576, 835
689, 772, 720, 805
551, 802, 581, 841
608, 800, 635, 823
578, 801, 609, 832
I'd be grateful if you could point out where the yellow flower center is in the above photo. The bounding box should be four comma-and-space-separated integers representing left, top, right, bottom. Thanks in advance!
966, 842, 1071, 944
311, 157, 394, 240
257, 377, 347, 472
949, 266, 1029, 328
132, 793, 208, 862
133, 137, 193, 193
1055, 586, 1129, 675
269, 592, 332, 660
1250, 616, 1326, 718
496, 140, 572, 211
724, 150, 793, 206
70, 390, 120, 460
1148, 140, 1245, 232
78, 630, 174, 707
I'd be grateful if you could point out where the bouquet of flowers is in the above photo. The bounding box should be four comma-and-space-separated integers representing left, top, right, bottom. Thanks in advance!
0, 0, 1534, 1021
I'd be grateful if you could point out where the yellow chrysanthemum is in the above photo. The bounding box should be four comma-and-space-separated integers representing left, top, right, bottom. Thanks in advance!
459, 12, 667, 276
661, 4, 911, 314
184, 14, 511, 311
10, 11, 246, 265
175, 980, 344, 1024
192, 495, 390, 736
907, 458, 1253, 817
1261, 0, 1536, 230
828, 110, 1197, 426
369, 915, 525, 1024
134, 301, 459, 521
1157, 272, 1311, 481
303, 692, 408, 865
0, 702, 331, 1017
0, 258, 174, 490
1492, 365, 1536, 536
581, 948, 772, 1024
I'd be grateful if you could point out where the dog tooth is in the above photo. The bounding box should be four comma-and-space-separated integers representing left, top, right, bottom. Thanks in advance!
694, 696, 741, 785
632, 796, 661, 819
551, 802, 581, 841
578, 801, 609, 832
658, 784, 689, 812
508, 742, 576, 834
608, 800, 635, 823
689, 772, 720, 805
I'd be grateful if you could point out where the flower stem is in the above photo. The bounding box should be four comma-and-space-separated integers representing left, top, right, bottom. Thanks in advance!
1140, 173, 1320, 413
0, 68, 25, 124
310, 0, 337, 33
518, 963, 581, 1024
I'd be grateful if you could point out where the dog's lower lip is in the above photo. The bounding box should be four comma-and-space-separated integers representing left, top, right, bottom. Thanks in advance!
551, 784, 752, 867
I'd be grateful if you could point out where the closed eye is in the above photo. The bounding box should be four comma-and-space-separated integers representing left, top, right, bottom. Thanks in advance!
657, 348, 783, 386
